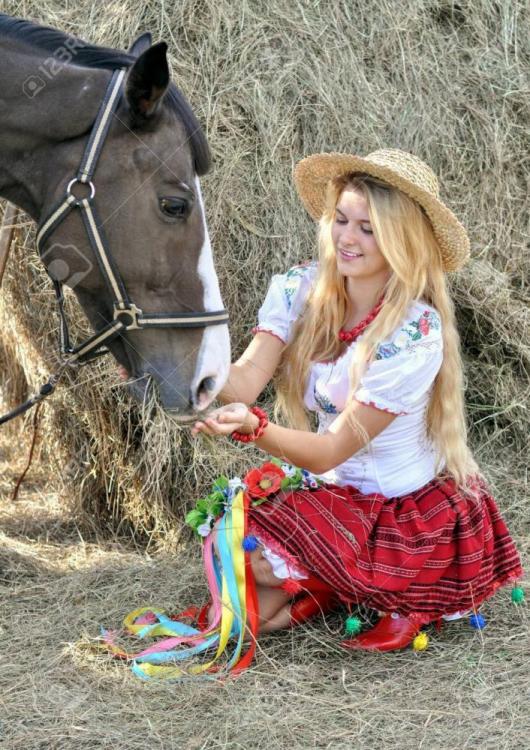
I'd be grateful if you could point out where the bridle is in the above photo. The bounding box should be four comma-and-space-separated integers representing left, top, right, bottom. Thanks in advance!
0, 68, 229, 426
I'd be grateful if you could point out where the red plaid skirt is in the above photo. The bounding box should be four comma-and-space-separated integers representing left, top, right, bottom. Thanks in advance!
248, 475, 522, 623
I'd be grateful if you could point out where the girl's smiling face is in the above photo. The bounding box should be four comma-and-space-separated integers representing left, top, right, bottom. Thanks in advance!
331, 186, 390, 282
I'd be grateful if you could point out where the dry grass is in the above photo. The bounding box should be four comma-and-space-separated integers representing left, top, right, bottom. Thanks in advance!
1, 435, 529, 749
0, 0, 529, 747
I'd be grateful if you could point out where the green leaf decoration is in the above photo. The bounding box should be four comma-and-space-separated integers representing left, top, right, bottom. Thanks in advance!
251, 496, 270, 507
185, 508, 207, 530
269, 457, 284, 468
208, 490, 225, 505
411, 332, 422, 340
280, 470, 303, 490
208, 498, 224, 517
213, 476, 229, 492
195, 498, 210, 514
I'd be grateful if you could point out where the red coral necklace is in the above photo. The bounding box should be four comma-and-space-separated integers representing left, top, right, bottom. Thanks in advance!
339, 296, 385, 343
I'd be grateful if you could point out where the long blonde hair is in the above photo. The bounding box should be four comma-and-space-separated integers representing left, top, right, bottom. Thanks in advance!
275, 173, 480, 490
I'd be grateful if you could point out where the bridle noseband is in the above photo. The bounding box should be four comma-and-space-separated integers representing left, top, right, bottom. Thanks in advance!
0, 68, 228, 425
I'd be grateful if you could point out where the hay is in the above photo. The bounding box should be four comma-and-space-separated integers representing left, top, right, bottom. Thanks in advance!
0, 0, 528, 550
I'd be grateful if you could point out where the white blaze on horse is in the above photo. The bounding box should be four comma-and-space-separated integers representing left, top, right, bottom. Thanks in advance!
0, 14, 231, 421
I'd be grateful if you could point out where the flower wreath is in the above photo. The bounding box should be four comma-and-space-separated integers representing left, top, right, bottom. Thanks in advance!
185, 457, 323, 537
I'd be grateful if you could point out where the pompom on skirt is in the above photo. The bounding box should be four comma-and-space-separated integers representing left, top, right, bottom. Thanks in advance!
246, 474, 522, 623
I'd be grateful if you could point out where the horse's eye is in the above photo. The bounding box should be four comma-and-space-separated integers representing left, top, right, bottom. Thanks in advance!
159, 196, 191, 219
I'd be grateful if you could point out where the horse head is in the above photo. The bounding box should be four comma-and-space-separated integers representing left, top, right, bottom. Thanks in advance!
0, 16, 231, 419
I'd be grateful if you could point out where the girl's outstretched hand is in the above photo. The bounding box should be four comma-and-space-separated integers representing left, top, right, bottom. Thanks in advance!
191, 402, 255, 438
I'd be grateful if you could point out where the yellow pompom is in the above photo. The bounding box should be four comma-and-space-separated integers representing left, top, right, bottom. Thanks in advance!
412, 632, 429, 651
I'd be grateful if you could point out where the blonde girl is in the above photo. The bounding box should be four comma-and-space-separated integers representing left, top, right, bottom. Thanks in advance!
192, 149, 522, 651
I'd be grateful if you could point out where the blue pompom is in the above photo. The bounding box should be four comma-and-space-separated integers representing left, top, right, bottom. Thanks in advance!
469, 612, 487, 630
242, 535, 260, 552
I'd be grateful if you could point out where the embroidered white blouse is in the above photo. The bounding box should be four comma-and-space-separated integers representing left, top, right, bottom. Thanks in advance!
254, 262, 445, 498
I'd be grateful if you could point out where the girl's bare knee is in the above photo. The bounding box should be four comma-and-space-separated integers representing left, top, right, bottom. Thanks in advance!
250, 549, 283, 587
211, 523, 283, 587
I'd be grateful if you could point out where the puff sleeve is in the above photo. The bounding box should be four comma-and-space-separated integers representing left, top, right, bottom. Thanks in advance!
252, 263, 317, 344
353, 308, 443, 416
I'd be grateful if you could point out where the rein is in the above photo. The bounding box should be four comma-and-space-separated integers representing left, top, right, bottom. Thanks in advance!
0, 68, 229, 426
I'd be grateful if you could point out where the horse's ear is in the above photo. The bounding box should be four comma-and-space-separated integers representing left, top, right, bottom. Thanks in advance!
128, 32, 152, 57
125, 41, 170, 124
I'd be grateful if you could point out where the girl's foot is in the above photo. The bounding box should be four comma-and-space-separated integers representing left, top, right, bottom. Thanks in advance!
289, 590, 337, 627
341, 612, 420, 652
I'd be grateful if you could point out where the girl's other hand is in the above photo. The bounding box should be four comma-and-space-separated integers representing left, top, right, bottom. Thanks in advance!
191, 402, 255, 437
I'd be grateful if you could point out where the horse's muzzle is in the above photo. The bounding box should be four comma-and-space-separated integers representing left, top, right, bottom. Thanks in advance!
124, 368, 217, 417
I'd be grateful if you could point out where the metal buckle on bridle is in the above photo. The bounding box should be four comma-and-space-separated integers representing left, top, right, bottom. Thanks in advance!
113, 303, 142, 330
66, 177, 96, 207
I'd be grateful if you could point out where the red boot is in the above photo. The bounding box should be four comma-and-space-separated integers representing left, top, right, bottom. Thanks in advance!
288, 575, 338, 626
290, 589, 337, 626
342, 613, 420, 652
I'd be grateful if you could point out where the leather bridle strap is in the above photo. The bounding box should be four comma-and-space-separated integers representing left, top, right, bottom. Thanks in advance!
37, 69, 132, 312
77, 66, 126, 183
0, 319, 126, 427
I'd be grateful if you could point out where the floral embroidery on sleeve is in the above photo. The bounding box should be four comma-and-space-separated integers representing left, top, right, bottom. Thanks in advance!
283, 262, 315, 310
375, 310, 441, 360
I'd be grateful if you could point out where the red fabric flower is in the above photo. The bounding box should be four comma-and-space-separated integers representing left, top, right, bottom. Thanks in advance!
244, 462, 285, 499
418, 315, 430, 336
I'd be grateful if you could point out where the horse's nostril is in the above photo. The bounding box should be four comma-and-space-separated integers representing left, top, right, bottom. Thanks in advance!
198, 376, 216, 395
193, 375, 217, 411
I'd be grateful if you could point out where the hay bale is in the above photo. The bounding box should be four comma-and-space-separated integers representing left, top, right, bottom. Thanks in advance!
1, 0, 528, 543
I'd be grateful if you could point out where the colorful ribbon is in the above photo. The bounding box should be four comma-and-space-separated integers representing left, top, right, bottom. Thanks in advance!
100, 490, 259, 680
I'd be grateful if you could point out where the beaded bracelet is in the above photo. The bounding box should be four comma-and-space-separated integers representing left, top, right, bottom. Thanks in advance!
231, 406, 269, 443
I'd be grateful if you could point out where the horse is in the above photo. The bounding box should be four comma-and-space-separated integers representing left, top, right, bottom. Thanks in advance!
0, 13, 231, 420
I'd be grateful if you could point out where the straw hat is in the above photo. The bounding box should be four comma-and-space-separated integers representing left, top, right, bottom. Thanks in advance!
293, 148, 470, 271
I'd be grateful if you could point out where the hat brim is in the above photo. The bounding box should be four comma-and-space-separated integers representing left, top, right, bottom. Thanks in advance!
293, 153, 469, 272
